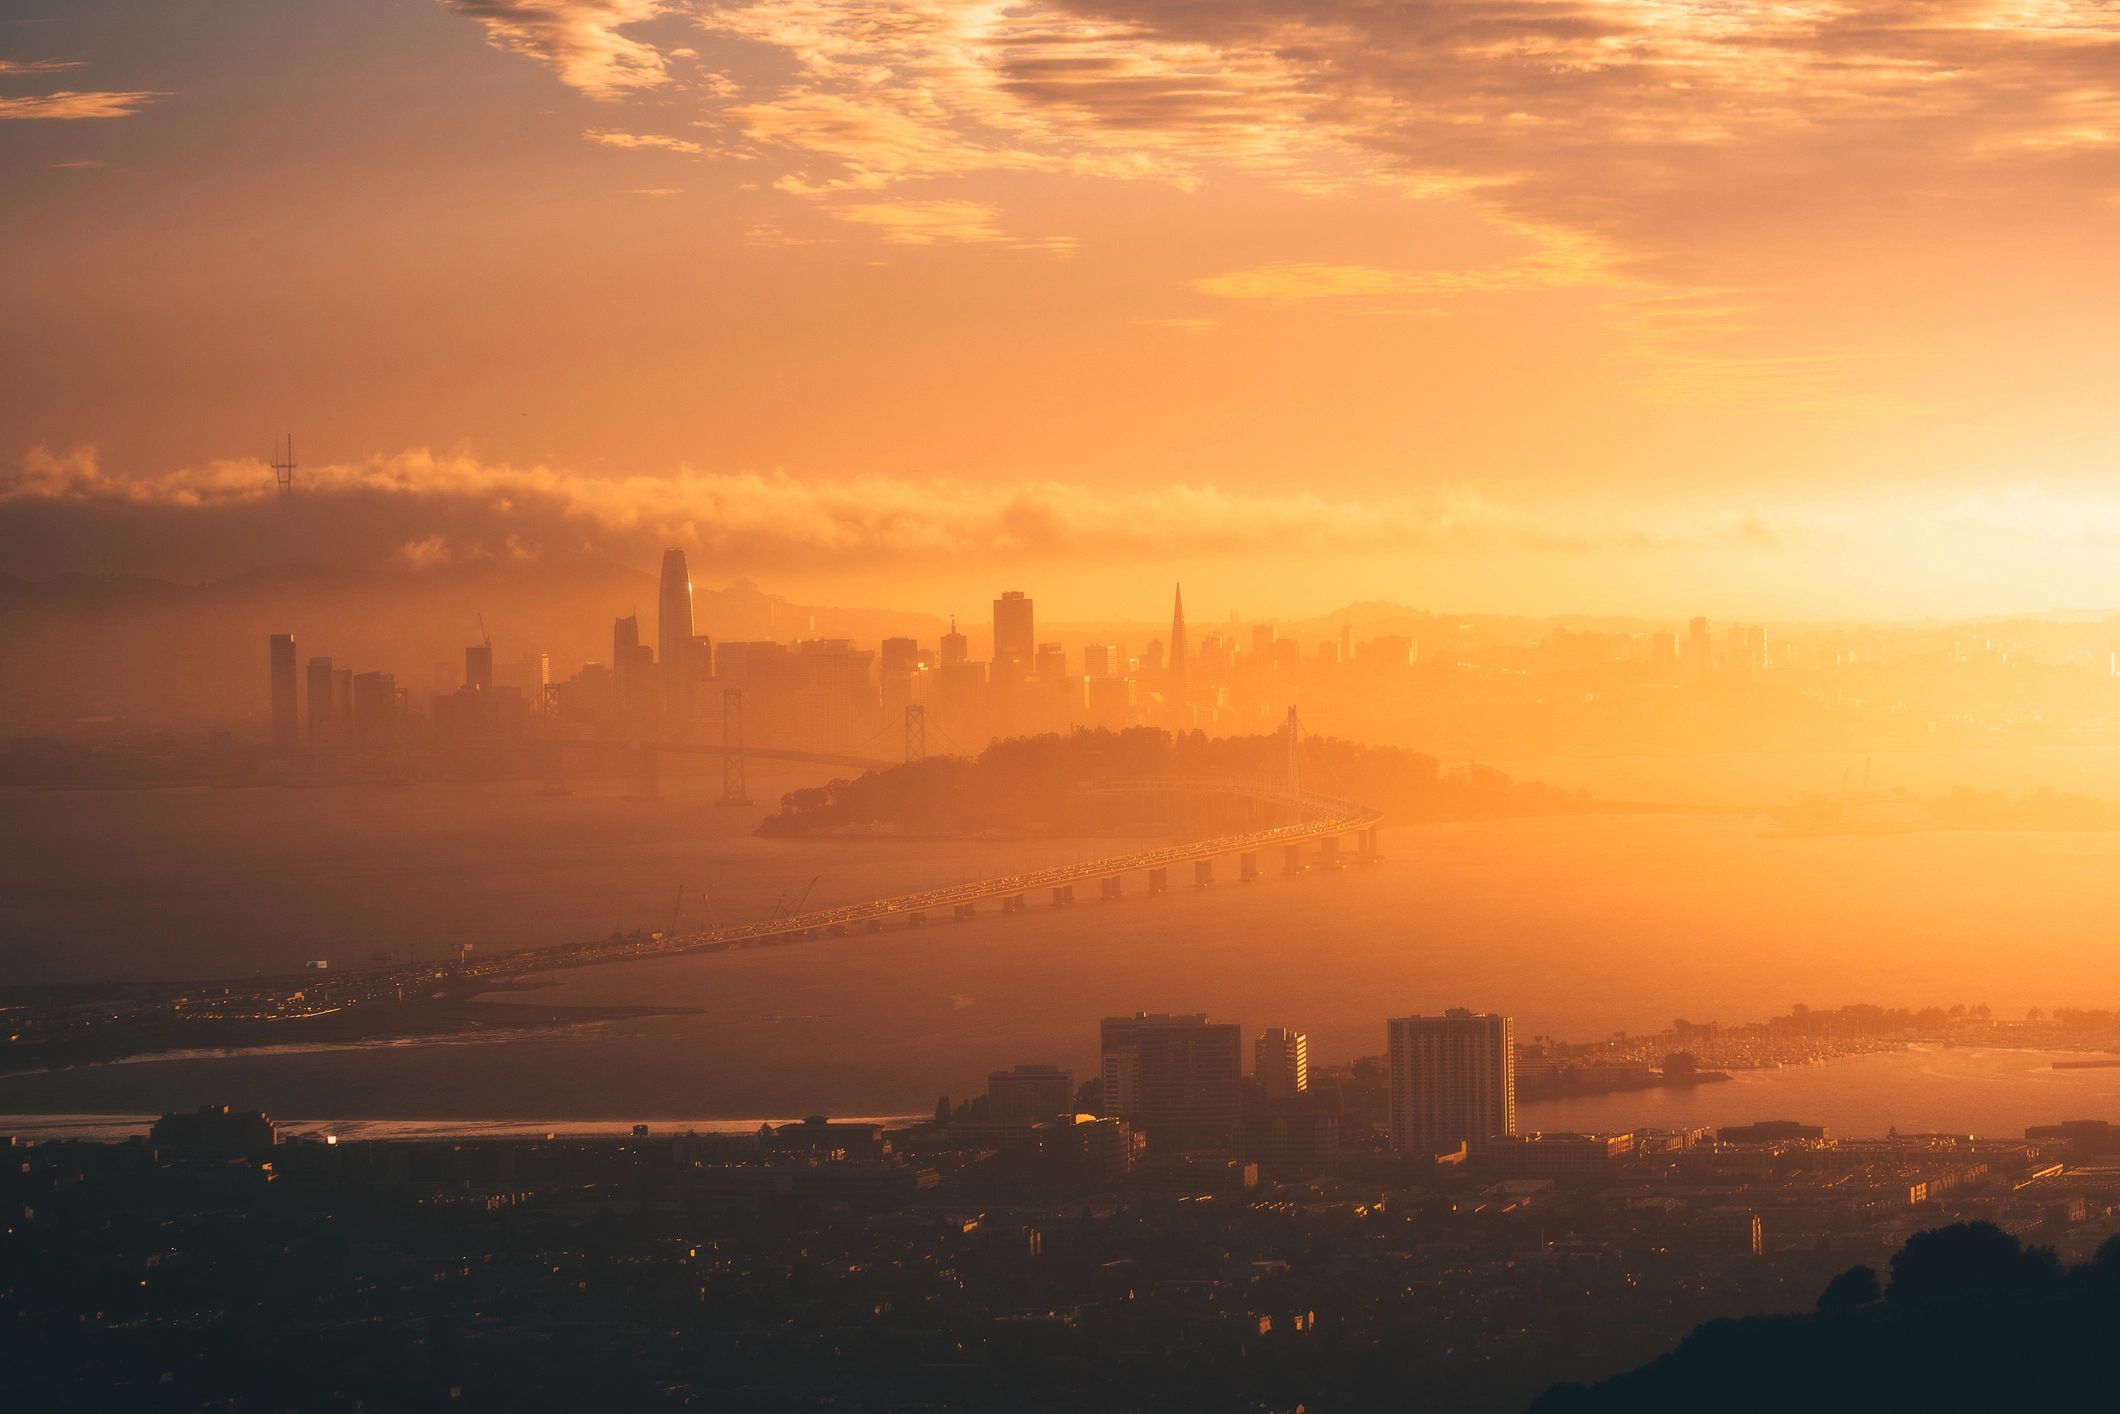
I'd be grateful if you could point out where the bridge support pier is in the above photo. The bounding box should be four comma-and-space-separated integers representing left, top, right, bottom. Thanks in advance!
1002, 894, 1025, 913
1358, 826, 1379, 857
1321, 835, 1343, 863
1051, 884, 1075, 907
1100, 877, 1122, 901
866, 920, 884, 933
954, 903, 976, 922
1194, 859, 1214, 887
908, 911, 926, 926
1283, 843, 1303, 874
1148, 868, 1168, 895
1239, 851, 1259, 883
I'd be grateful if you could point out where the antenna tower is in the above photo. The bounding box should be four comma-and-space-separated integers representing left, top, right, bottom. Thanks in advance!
270, 433, 297, 498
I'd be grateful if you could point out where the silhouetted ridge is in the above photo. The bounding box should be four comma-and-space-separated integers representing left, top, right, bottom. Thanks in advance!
1531, 1222, 2120, 1411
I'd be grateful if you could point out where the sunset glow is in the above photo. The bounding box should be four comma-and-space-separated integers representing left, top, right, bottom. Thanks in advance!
7, 0, 2120, 618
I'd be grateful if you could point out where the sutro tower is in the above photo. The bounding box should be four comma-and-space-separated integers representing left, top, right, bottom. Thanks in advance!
271, 433, 296, 497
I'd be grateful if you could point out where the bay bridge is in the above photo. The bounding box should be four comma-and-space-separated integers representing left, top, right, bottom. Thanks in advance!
621, 787, 1378, 957
469, 709, 1381, 985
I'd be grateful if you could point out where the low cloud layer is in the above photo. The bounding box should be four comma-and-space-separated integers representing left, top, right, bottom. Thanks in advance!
1, 444, 1715, 584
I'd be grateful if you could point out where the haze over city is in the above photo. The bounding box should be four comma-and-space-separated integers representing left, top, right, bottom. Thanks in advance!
11, 1, 2120, 1410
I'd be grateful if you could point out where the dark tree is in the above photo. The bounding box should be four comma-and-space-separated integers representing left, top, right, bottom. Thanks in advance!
1816, 1263, 1881, 1314
1887, 1221, 2062, 1305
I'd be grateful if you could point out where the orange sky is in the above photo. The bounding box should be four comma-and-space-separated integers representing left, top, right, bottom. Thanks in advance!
6, 0, 2120, 618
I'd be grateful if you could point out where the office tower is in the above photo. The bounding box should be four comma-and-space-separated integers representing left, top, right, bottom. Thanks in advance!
986, 1064, 1075, 1126
351, 671, 396, 747
1744, 623, 1768, 674
1386, 1009, 1515, 1156
1650, 630, 1678, 676
1142, 639, 1164, 675
1083, 643, 1122, 678
1034, 642, 1068, 681
881, 636, 919, 677
306, 656, 336, 744
500, 652, 550, 703
332, 668, 354, 737
613, 613, 640, 666
1686, 616, 1711, 675
1256, 1027, 1309, 1100
658, 549, 694, 719
1169, 584, 1188, 695
993, 590, 1034, 667
1100, 1013, 1242, 1151
1251, 623, 1274, 658
269, 634, 298, 751
940, 615, 968, 667
791, 638, 879, 750
465, 642, 493, 693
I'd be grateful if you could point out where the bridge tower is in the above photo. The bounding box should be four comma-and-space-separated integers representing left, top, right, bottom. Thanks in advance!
904, 704, 926, 763
720, 687, 751, 806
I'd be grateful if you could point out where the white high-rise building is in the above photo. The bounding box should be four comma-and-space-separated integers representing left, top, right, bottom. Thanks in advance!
1386, 1009, 1514, 1157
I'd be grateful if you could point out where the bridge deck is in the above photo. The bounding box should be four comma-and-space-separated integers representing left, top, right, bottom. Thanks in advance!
632, 794, 1380, 956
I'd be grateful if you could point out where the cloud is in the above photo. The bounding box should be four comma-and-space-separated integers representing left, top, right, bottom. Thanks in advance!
0, 89, 165, 120
833, 199, 1076, 252
0, 59, 84, 75
0, 443, 1712, 583
439, 0, 672, 100
1195, 249, 1617, 304
585, 128, 703, 153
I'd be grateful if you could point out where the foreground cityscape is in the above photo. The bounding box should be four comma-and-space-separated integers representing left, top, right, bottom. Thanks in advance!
14, 1003, 2120, 1409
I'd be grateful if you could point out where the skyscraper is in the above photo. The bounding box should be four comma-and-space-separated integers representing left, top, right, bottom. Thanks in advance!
306, 656, 336, 745
1100, 1012, 1242, 1151
464, 642, 493, 693
880, 637, 920, 676
1256, 1027, 1309, 1100
658, 548, 694, 720
1386, 1009, 1515, 1157
1169, 584, 1188, 696
992, 590, 1033, 667
940, 615, 968, 667
613, 613, 640, 666
268, 634, 298, 752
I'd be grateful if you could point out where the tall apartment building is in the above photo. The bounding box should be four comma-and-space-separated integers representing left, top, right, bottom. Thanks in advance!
1255, 1027, 1309, 1100
986, 1064, 1075, 1126
1100, 1012, 1242, 1152
1386, 1009, 1515, 1157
